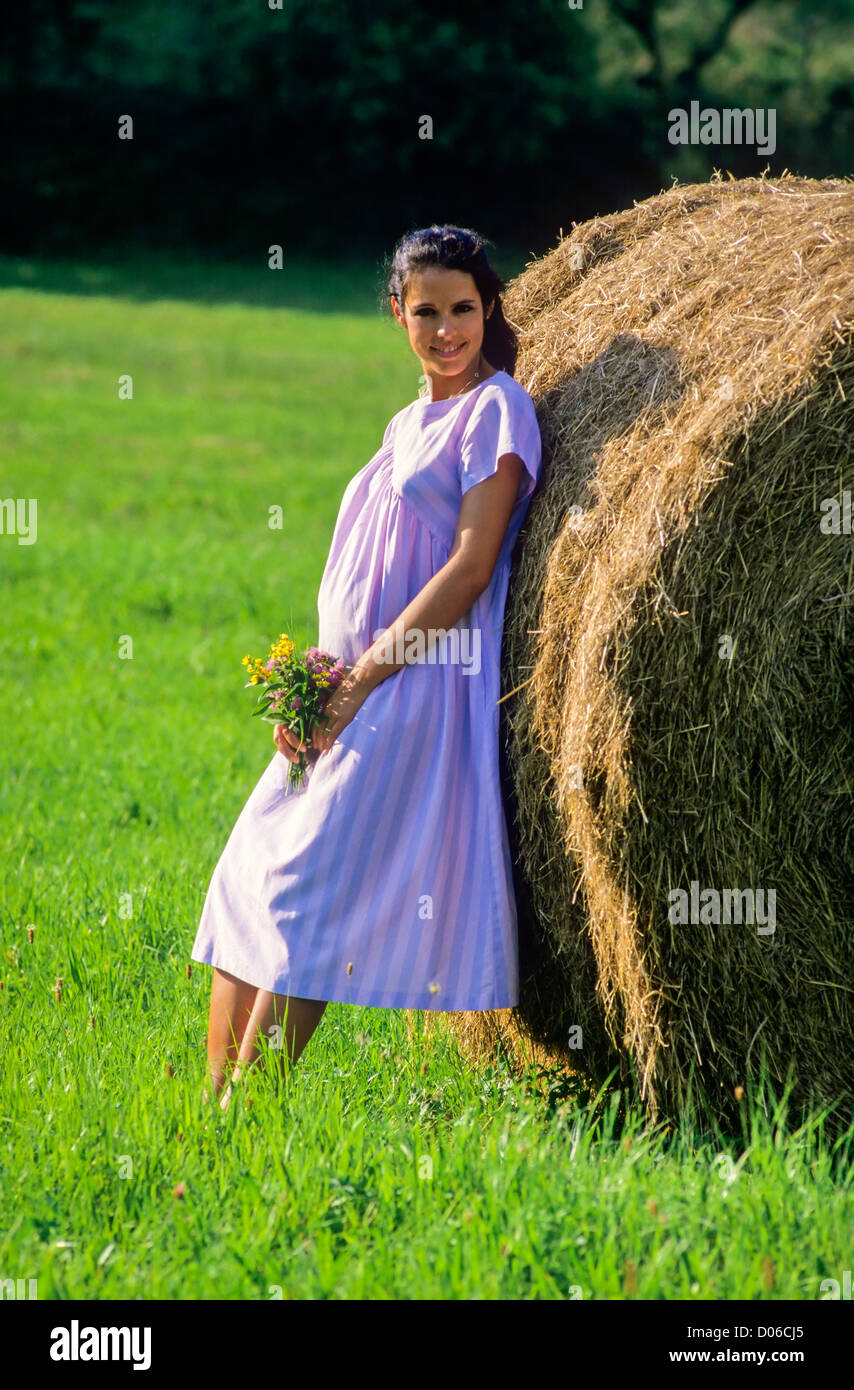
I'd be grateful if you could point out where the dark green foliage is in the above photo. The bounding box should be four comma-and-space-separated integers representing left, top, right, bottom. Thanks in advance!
2, 1, 852, 257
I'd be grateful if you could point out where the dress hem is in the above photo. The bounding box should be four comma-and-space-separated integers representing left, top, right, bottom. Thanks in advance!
190, 948, 517, 1012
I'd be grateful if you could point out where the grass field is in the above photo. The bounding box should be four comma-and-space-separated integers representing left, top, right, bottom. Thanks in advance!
0, 252, 851, 1301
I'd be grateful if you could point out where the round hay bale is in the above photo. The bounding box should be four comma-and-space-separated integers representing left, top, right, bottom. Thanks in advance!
450, 173, 854, 1128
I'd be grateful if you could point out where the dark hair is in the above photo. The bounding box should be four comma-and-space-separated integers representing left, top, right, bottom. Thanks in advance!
382, 224, 518, 376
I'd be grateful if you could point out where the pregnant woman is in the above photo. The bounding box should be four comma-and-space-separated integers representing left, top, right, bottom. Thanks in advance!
191, 224, 542, 1108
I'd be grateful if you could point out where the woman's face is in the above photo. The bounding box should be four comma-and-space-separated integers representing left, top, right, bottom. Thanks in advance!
391, 267, 493, 387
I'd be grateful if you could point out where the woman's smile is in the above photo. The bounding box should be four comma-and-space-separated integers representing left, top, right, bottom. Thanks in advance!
389, 264, 497, 400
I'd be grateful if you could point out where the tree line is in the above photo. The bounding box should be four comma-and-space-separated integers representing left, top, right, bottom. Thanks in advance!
2, 0, 851, 258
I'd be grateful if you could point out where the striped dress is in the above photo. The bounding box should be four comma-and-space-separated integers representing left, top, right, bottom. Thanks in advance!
191, 369, 542, 1009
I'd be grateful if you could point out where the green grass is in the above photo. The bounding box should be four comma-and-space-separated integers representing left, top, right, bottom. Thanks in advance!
1, 252, 852, 1300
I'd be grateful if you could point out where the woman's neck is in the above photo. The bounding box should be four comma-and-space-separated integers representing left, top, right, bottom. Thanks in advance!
426, 354, 498, 403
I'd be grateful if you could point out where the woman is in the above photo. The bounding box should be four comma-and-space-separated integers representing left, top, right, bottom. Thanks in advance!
191, 224, 542, 1108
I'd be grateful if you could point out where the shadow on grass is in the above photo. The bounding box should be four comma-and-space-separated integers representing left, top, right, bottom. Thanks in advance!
0, 244, 537, 315
0, 250, 393, 315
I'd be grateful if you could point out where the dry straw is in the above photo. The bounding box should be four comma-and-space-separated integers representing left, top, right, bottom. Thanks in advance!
447, 173, 854, 1127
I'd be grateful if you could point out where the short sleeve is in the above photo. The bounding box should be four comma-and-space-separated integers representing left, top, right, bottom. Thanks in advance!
458, 386, 542, 504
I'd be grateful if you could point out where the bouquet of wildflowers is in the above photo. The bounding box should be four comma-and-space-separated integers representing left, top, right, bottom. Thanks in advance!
242, 633, 352, 791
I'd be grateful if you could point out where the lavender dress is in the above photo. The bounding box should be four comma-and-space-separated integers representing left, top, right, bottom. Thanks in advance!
191, 369, 542, 1009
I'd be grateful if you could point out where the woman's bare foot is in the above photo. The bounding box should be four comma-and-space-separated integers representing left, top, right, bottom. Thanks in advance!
219, 1065, 243, 1111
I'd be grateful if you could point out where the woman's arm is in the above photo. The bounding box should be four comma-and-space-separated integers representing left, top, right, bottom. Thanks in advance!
348, 452, 525, 698
279, 453, 525, 761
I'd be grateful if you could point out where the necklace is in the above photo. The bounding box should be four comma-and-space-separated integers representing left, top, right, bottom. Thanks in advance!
419, 351, 489, 402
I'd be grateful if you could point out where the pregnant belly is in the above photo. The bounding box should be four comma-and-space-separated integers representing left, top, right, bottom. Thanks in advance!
317, 563, 428, 669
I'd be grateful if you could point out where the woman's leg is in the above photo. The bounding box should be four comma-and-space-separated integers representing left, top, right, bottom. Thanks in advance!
205, 967, 259, 1100
221, 992, 327, 1107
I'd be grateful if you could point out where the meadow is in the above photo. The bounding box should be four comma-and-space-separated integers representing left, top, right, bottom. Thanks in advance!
0, 252, 851, 1301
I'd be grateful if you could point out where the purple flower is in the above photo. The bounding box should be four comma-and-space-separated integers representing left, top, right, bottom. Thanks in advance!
291, 696, 303, 710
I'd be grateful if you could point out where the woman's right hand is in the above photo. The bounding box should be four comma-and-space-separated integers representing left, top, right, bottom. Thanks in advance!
273, 723, 319, 765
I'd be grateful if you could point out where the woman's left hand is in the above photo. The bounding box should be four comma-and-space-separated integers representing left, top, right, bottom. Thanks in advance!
313, 676, 368, 754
